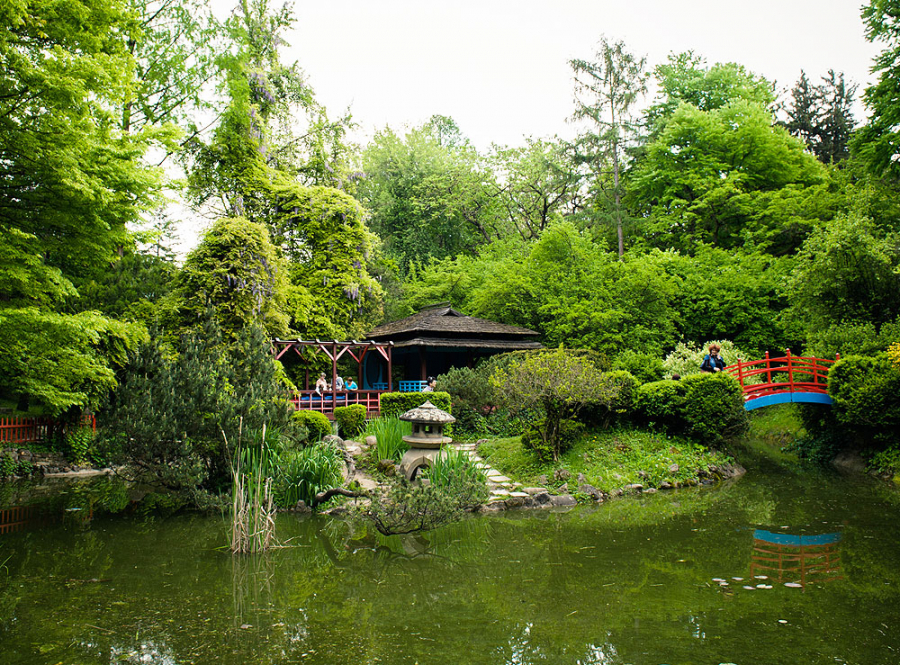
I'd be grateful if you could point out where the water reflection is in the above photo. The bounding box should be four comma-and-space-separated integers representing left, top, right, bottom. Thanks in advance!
750, 528, 843, 586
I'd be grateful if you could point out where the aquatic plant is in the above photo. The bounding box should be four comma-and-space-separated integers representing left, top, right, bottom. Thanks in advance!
229, 425, 277, 554
365, 416, 410, 462
273, 443, 344, 507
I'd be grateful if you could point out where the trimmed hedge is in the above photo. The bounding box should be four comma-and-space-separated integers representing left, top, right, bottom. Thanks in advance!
828, 354, 900, 444
334, 404, 367, 438
291, 410, 332, 443
379, 391, 452, 418
635, 379, 686, 430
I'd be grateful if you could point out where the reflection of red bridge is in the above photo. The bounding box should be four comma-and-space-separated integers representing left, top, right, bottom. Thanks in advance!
726, 350, 838, 411
751, 529, 843, 587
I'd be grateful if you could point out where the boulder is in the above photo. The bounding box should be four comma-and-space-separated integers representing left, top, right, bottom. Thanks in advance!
537, 474, 549, 485
554, 469, 570, 482
624, 483, 644, 492
365, 435, 378, 447
549, 494, 577, 507
558, 482, 568, 493
480, 501, 506, 513
576, 473, 586, 483
668, 463, 680, 474
578, 484, 601, 501
522, 487, 547, 495
533, 491, 552, 506
323, 434, 344, 449
376, 459, 396, 476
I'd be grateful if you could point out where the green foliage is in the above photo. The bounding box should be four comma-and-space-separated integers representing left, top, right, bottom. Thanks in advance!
868, 445, 900, 474
828, 355, 900, 444
521, 419, 585, 462
805, 318, 900, 358
365, 417, 411, 463
611, 350, 665, 384
422, 448, 488, 501
65, 427, 95, 466
782, 70, 856, 164
0, 454, 15, 478
333, 404, 367, 438
379, 392, 453, 419
635, 380, 687, 431
679, 373, 749, 446
291, 411, 332, 443
173, 217, 290, 336
272, 443, 344, 508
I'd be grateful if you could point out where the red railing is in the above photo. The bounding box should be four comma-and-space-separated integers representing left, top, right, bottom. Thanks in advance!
0, 414, 96, 445
289, 390, 384, 418
725, 350, 838, 402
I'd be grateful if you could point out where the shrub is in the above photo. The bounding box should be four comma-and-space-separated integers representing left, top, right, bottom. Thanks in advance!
0, 454, 15, 477
680, 373, 749, 446
581, 371, 639, 429
273, 443, 344, 508
521, 418, 584, 463
379, 391, 452, 418
828, 354, 900, 445
612, 350, 665, 384
805, 318, 900, 358
334, 404, 367, 438
65, 426, 95, 465
662, 340, 754, 379
291, 410, 332, 443
634, 379, 687, 431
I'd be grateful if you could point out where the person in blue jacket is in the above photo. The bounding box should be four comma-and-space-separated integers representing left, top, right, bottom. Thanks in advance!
700, 343, 726, 373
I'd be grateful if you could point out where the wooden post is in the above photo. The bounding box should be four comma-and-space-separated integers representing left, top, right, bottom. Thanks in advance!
332, 341, 338, 399
418, 346, 427, 381
786, 348, 793, 389
387, 344, 393, 392
765, 351, 771, 385
737, 358, 744, 388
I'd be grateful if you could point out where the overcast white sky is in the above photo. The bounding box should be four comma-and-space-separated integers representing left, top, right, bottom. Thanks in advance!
179, 0, 879, 252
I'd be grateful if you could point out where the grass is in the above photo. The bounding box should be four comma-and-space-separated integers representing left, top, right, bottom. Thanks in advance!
479, 426, 733, 494
363, 416, 411, 462
735, 403, 806, 466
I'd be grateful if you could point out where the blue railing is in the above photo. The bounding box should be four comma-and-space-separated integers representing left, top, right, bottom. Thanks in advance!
398, 380, 428, 392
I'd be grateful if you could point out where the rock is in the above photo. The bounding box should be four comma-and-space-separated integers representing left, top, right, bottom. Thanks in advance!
701, 478, 715, 485
668, 463, 680, 474
522, 487, 547, 495
832, 450, 866, 474
376, 459, 396, 476
533, 491, 552, 505
292, 500, 312, 513
637, 470, 649, 480
578, 484, 601, 501
345, 444, 363, 457
480, 501, 506, 512
612, 472, 623, 481
549, 495, 577, 507
365, 435, 377, 447
324, 505, 348, 516
554, 469, 570, 482
644, 488, 658, 494
505, 496, 526, 508
323, 434, 344, 448
537, 474, 549, 485
611, 488, 623, 497
624, 483, 644, 492
659, 481, 673, 490
558, 482, 568, 493
577, 473, 586, 483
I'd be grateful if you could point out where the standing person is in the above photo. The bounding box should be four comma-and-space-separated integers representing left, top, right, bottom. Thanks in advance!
700, 344, 726, 373
315, 372, 328, 395
335, 375, 345, 391
422, 376, 437, 392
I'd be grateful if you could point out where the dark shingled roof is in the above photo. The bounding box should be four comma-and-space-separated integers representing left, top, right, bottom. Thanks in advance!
367, 303, 540, 342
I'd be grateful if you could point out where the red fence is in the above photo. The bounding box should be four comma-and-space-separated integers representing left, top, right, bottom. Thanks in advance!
289, 390, 383, 419
0, 414, 96, 445
725, 350, 838, 402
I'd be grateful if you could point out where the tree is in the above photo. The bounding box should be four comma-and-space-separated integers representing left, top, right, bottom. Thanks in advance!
490, 348, 615, 461
0, 0, 163, 412
628, 100, 829, 253
174, 217, 290, 336
782, 70, 857, 164
645, 52, 775, 135
359, 117, 504, 266
570, 38, 648, 256
490, 138, 582, 240
853, 0, 900, 179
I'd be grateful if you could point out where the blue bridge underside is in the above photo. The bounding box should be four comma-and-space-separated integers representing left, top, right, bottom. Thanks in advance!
745, 392, 833, 411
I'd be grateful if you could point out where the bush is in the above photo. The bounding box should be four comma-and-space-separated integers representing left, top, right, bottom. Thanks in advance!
334, 404, 367, 438
680, 373, 749, 446
805, 318, 900, 358
0, 454, 15, 477
65, 426, 95, 465
828, 354, 900, 445
612, 350, 665, 384
635, 379, 687, 431
521, 418, 584, 463
379, 391, 452, 418
581, 371, 639, 429
273, 443, 344, 508
291, 410, 332, 443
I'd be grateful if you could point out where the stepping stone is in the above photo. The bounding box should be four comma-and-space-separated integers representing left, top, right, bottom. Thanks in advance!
509, 491, 529, 498
488, 475, 512, 483
492, 489, 511, 496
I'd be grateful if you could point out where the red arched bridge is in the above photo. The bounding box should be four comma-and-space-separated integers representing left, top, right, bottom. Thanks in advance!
725, 350, 838, 411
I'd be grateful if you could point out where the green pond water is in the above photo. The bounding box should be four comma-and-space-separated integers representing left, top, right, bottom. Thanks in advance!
2, 462, 900, 665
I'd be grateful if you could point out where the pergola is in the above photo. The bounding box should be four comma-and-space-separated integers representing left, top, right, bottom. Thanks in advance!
272, 339, 394, 417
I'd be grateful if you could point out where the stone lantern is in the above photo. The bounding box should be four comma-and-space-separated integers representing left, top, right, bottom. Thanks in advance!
397, 401, 456, 481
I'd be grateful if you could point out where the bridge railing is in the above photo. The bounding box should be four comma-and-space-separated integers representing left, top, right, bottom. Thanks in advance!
725, 349, 838, 402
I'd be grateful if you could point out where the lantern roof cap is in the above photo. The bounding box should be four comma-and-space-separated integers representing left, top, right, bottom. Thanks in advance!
399, 400, 456, 425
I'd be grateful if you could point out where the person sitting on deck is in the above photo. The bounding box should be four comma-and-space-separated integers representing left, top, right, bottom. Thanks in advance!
346, 378, 358, 391
700, 344, 726, 373
315, 373, 328, 395
334, 376, 344, 391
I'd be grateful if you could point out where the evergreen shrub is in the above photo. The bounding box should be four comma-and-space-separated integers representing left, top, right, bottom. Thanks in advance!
581, 371, 639, 428
333, 404, 367, 438
680, 373, 749, 446
612, 350, 665, 384
828, 354, 900, 444
635, 379, 687, 430
291, 410, 332, 443
379, 391, 452, 418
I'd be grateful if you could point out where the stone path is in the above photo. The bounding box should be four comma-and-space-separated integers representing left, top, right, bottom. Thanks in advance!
452, 442, 533, 504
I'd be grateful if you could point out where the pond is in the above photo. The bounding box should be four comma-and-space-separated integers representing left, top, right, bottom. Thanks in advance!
2, 463, 900, 665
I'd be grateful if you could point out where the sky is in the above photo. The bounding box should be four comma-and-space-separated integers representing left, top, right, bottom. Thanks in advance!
179, 0, 880, 252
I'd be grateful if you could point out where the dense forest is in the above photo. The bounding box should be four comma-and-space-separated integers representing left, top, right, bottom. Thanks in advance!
2, 0, 899, 460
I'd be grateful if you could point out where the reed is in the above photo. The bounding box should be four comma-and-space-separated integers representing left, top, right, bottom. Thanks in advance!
365, 416, 411, 462
229, 424, 277, 554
